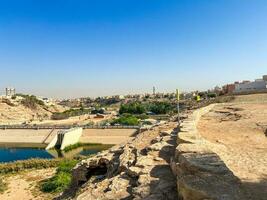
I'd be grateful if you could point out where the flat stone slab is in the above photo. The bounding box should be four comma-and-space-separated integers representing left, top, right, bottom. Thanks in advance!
179, 153, 231, 175
178, 174, 246, 200
177, 132, 201, 144
175, 143, 212, 159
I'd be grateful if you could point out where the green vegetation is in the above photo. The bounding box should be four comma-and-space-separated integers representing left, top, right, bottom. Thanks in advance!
148, 102, 173, 114
0, 159, 60, 174
0, 179, 7, 193
207, 93, 217, 98
51, 107, 91, 120
63, 143, 101, 152
40, 159, 78, 193
119, 101, 174, 115
119, 102, 146, 114
20, 94, 45, 109
111, 114, 139, 126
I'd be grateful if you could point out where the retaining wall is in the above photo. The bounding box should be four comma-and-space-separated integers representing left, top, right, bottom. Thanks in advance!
171, 104, 246, 200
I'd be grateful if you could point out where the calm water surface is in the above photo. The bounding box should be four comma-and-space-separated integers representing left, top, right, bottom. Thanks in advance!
0, 144, 112, 163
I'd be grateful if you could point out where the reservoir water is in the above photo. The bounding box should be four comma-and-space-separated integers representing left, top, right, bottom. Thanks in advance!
0, 144, 112, 163
0, 147, 53, 163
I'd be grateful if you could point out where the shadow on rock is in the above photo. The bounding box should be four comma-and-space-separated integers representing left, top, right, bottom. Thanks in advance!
241, 176, 267, 200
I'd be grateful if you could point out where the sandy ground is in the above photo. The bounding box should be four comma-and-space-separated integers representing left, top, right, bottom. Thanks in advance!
198, 98, 267, 200
29, 114, 112, 126
0, 99, 112, 126
0, 168, 56, 200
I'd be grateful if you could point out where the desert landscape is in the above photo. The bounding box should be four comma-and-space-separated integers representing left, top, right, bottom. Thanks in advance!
198, 94, 267, 200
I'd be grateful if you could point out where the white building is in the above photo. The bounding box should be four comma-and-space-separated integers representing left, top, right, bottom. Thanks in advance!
234, 76, 267, 93
5, 87, 16, 97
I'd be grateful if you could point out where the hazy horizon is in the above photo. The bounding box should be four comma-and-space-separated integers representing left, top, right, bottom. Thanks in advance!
1, 0, 267, 99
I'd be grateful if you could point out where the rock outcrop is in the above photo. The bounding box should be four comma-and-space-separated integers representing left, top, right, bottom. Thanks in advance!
58, 122, 178, 200
58, 104, 249, 200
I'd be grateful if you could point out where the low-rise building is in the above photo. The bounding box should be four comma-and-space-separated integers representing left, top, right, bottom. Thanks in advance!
5, 87, 16, 97
234, 76, 267, 93
222, 84, 236, 94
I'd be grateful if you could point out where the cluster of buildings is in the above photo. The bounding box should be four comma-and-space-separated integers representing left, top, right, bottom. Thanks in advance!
222, 75, 267, 94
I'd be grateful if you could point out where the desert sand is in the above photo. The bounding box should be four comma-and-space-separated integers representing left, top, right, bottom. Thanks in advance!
0, 168, 56, 200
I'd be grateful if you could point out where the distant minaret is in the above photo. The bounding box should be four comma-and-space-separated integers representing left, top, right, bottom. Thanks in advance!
153, 86, 156, 95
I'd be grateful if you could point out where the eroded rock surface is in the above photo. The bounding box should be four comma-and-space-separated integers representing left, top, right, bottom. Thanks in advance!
58, 122, 178, 200
172, 105, 248, 200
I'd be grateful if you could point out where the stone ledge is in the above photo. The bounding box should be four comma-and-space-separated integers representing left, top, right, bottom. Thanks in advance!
177, 132, 202, 144
175, 143, 212, 159
173, 104, 246, 200
178, 174, 245, 200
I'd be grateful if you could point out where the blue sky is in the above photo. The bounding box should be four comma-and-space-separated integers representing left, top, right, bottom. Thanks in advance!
0, 0, 267, 98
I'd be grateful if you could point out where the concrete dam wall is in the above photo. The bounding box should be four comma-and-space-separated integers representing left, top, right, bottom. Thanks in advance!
0, 128, 137, 149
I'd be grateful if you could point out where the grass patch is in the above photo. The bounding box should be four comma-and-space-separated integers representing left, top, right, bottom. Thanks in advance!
40, 159, 78, 193
0, 159, 60, 174
63, 143, 102, 152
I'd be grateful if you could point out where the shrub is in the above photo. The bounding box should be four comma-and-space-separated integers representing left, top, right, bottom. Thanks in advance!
51, 108, 91, 120
41, 172, 71, 193
41, 159, 78, 193
21, 95, 45, 109
119, 102, 146, 114
148, 102, 173, 114
112, 114, 139, 126
0, 179, 7, 193
207, 93, 217, 98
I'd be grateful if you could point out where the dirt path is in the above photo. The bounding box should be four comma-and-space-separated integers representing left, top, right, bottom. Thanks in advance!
0, 168, 56, 200
198, 103, 267, 200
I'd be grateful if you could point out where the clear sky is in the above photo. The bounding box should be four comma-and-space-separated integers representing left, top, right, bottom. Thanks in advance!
0, 0, 267, 99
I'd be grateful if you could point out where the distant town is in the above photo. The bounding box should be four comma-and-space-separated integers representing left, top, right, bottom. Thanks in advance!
2, 74, 267, 109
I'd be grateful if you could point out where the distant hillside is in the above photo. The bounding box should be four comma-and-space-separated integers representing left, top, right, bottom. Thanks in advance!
0, 96, 66, 125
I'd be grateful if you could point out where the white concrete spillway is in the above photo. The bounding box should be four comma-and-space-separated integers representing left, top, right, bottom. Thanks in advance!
46, 127, 83, 150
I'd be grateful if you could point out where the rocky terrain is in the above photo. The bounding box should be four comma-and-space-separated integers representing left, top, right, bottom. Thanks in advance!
58, 121, 179, 200
198, 101, 267, 200
60, 96, 267, 200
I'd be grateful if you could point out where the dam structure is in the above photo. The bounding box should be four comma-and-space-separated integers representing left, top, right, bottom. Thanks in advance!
0, 126, 139, 149
46, 127, 83, 150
